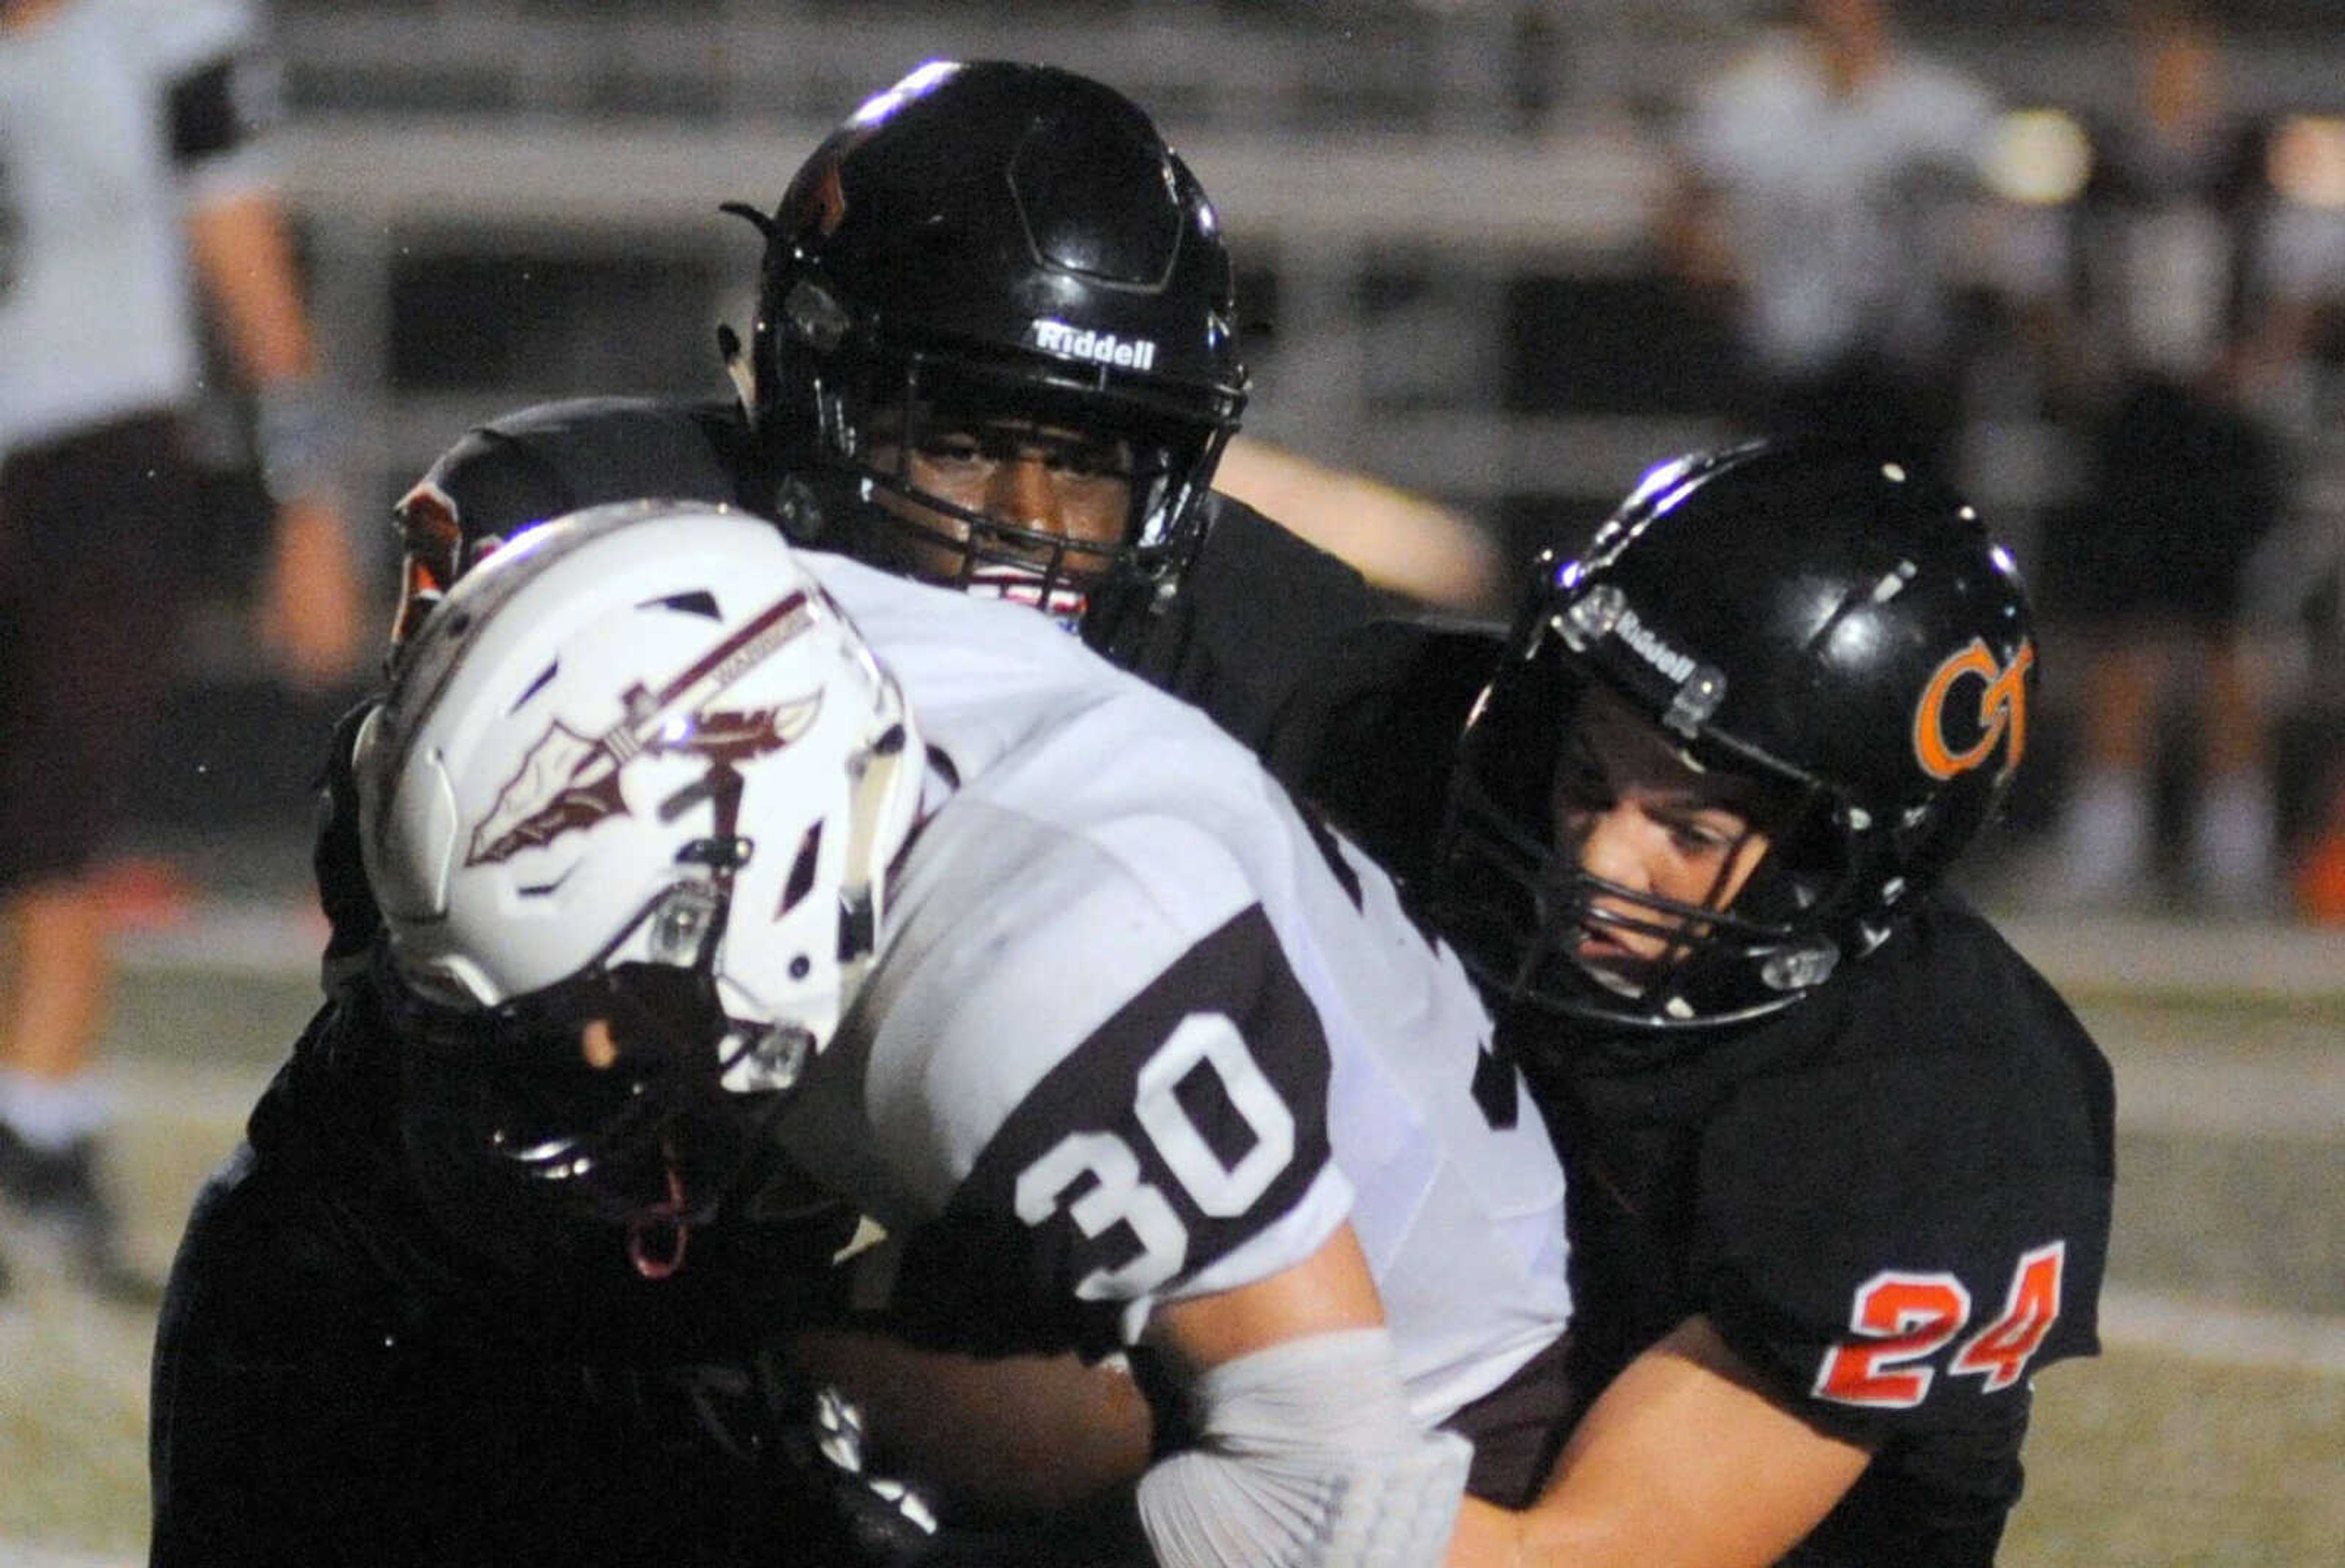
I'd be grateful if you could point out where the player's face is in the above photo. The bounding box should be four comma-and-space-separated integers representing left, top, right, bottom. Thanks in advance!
867, 407, 1135, 590
1552, 685, 1773, 981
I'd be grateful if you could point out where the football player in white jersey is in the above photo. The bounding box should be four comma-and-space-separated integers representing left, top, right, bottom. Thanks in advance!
1, 0, 360, 1301
355, 501, 1572, 1566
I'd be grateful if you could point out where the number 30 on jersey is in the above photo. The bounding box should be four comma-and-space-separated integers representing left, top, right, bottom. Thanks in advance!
1012, 1012, 1297, 1301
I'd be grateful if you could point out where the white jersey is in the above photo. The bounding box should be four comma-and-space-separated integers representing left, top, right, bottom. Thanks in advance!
774, 555, 1570, 1426
1679, 31, 1998, 377
1, 0, 272, 450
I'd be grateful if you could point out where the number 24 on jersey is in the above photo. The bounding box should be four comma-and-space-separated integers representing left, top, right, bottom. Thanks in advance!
1814, 1241, 2067, 1408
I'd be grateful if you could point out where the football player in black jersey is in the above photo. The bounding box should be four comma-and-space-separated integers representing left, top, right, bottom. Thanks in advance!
148, 61, 1409, 1567
1415, 441, 2116, 1566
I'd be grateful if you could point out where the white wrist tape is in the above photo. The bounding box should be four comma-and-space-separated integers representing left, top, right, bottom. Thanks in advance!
1135, 1327, 1470, 1568
254, 377, 339, 499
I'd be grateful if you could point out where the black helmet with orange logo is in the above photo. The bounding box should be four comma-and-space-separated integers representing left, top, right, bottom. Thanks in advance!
1428, 439, 2036, 1034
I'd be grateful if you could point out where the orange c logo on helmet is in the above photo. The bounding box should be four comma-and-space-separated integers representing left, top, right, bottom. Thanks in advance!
1913, 638, 2034, 783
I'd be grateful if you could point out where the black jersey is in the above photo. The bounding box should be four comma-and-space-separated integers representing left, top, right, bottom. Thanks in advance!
1087, 479, 1391, 768
1527, 891, 2114, 1566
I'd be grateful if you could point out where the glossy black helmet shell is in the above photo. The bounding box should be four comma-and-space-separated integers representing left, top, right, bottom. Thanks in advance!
1433, 439, 2037, 1035
735, 61, 1246, 608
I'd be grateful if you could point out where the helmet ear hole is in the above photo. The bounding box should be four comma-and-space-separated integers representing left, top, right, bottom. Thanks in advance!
782, 280, 852, 355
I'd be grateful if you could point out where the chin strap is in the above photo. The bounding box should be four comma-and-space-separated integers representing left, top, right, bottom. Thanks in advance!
625, 1162, 693, 1280
835, 718, 916, 977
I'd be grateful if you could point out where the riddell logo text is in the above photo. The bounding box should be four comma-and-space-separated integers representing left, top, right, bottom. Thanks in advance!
1031, 320, 1158, 371
1615, 609, 1696, 684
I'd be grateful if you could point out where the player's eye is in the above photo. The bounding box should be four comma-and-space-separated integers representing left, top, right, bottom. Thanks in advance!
1044, 441, 1132, 483
1660, 810, 1743, 858
917, 432, 989, 470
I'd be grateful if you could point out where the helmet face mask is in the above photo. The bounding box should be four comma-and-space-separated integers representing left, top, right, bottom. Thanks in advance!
1437, 649, 1844, 1036
358, 502, 925, 1272
824, 357, 1188, 624
391, 948, 798, 1268
1431, 440, 2037, 1043
737, 60, 1246, 628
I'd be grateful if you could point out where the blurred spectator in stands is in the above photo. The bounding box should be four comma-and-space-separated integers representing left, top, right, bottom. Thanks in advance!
2015, 2, 2337, 915
1659, 0, 2002, 477
1, 0, 362, 1299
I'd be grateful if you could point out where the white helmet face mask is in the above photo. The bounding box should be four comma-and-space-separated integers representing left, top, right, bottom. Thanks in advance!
355, 501, 925, 1272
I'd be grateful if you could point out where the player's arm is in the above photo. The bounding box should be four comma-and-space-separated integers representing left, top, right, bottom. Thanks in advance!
173, 23, 362, 687
1134, 1221, 1472, 1568
1213, 437, 1500, 612
788, 1221, 1394, 1532
881, 859, 1472, 1564
785, 1330, 1157, 1520
1143, 1207, 1383, 1367
185, 192, 363, 689
1445, 1314, 1872, 1567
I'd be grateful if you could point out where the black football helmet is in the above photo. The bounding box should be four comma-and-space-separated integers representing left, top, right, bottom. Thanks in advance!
1430, 440, 2037, 1037
727, 60, 1247, 623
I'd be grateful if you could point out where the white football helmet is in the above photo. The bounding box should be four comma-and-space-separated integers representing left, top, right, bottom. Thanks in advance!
355, 501, 924, 1265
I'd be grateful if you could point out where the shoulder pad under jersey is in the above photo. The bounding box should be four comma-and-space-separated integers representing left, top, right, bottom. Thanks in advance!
1690, 903, 2114, 1440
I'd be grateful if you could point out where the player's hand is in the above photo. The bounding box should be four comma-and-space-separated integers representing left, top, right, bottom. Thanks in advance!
261, 495, 366, 690
791, 1380, 1153, 1566
804, 1385, 948, 1563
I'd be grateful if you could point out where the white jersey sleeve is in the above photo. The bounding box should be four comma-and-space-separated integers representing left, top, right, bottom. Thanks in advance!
782, 794, 1355, 1357
787, 557, 1570, 1413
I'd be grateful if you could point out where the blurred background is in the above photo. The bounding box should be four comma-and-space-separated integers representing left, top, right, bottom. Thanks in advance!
116, 0, 2345, 921
4, 2, 2343, 1564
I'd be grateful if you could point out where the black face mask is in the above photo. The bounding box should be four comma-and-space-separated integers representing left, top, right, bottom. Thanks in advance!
1430, 647, 1844, 1042
788, 353, 1199, 624
389, 958, 789, 1280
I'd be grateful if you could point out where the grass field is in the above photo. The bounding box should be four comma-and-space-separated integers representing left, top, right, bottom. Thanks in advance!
2, 915, 2340, 1565
2007, 1347, 2345, 1566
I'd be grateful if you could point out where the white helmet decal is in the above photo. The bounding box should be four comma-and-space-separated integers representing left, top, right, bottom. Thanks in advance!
361, 501, 926, 1045
1028, 318, 1160, 370
468, 593, 824, 868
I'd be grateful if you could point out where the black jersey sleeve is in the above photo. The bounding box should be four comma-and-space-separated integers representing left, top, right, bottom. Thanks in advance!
1090, 493, 1391, 774
400, 396, 763, 557
1687, 901, 2115, 1448
313, 697, 385, 985
1284, 617, 1505, 890
165, 11, 277, 173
